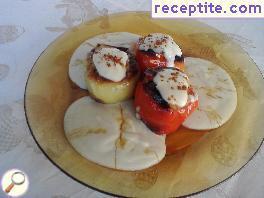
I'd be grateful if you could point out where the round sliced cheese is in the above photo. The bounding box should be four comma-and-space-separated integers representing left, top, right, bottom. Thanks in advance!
69, 32, 141, 89
64, 96, 166, 171
183, 57, 237, 130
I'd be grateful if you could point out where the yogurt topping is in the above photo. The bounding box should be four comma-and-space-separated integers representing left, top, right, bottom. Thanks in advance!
138, 33, 182, 67
92, 47, 128, 82
153, 69, 190, 108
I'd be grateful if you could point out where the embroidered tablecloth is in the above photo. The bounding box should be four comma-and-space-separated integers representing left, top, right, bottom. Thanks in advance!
0, 0, 263, 197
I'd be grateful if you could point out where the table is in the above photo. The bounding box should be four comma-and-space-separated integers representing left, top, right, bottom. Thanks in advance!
0, 0, 263, 197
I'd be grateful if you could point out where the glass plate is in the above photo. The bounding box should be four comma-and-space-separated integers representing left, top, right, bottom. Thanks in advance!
24, 12, 264, 197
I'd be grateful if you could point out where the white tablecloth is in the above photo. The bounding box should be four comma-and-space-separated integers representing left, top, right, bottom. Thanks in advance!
0, 0, 263, 197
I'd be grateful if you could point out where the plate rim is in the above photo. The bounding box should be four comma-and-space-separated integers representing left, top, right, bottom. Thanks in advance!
24, 11, 264, 198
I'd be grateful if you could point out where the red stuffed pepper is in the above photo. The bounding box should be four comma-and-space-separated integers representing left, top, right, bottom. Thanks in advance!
134, 67, 198, 135
136, 33, 184, 72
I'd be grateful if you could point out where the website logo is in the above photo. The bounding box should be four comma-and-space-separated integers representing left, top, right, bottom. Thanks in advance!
152, 0, 264, 18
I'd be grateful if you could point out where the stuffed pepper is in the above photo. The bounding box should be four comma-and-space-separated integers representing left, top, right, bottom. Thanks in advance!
134, 67, 198, 135
136, 33, 184, 72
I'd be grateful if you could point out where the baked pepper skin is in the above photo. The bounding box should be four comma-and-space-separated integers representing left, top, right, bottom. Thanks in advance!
134, 69, 198, 135
135, 49, 184, 73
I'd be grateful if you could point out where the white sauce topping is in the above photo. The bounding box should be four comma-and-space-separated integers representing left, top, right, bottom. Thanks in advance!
138, 33, 182, 67
92, 47, 128, 82
153, 69, 189, 108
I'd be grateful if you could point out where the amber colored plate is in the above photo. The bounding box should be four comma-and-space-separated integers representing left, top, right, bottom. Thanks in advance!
166, 127, 208, 155
25, 12, 264, 197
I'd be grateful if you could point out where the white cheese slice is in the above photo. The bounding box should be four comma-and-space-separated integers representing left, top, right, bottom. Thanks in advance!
183, 57, 237, 130
69, 32, 141, 89
64, 96, 166, 171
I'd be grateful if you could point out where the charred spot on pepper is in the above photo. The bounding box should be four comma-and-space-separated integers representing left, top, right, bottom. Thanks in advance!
139, 50, 184, 64
143, 81, 170, 109
175, 55, 184, 62
139, 49, 157, 57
